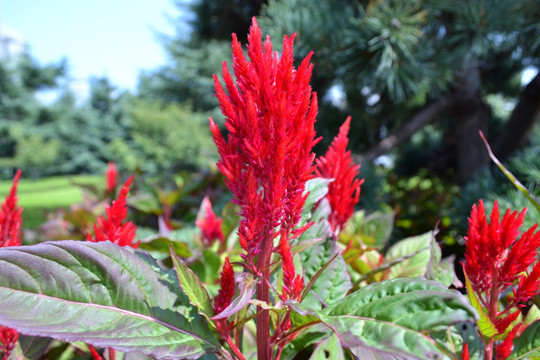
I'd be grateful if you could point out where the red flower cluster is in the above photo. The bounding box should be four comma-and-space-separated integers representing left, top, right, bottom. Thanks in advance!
315, 117, 363, 234
0, 170, 22, 358
209, 18, 318, 292
0, 170, 22, 248
214, 258, 235, 315
464, 200, 540, 359
105, 162, 118, 193
86, 176, 138, 248
196, 196, 225, 247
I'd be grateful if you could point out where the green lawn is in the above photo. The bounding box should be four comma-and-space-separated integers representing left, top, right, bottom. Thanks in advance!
0, 175, 103, 229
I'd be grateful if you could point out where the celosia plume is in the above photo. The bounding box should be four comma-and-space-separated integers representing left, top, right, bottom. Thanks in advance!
279, 232, 304, 301
105, 162, 118, 193
214, 257, 235, 315
196, 196, 225, 247
0, 170, 22, 359
87, 175, 138, 248
209, 17, 319, 277
0, 170, 23, 248
463, 200, 540, 359
0, 326, 19, 359
315, 117, 363, 234
464, 200, 540, 308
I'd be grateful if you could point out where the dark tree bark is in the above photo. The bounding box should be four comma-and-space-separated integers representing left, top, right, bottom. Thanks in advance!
493, 72, 540, 161
451, 66, 490, 184
356, 95, 457, 164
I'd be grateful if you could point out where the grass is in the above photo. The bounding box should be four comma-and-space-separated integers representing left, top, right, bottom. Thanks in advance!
0, 175, 103, 229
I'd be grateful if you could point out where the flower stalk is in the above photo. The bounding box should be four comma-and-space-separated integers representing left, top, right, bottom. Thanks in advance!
210, 17, 319, 359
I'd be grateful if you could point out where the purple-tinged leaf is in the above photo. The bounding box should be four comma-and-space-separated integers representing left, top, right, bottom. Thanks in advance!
170, 245, 213, 320
0, 241, 221, 359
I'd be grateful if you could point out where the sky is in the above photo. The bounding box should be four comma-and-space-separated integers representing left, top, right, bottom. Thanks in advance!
0, 0, 180, 97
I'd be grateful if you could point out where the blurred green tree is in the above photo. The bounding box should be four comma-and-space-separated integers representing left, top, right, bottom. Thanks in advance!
145, 0, 540, 183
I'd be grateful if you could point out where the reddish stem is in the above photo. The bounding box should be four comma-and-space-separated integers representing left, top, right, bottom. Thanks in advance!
485, 265, 500, 360
256, 236, 274, 360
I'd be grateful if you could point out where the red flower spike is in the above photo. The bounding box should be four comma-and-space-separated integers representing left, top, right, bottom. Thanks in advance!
496, 325, 520, 360
88, 345, 104, 360
105, 162, 118, 193
463, 200, 540, 358
461, 343, 469, 360
196, 196, 225, 247
86, 176, 138, 248
0, 170, 23, 248
214, 258, 236, 315
0, 326, 19, 359
279, 232, 304, 301
209, 18, 319, 269
464, 201, 540, 296
315, 117, 364, 234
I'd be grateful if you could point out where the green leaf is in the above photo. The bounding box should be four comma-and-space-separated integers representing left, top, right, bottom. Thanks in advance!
319, 278, 475, 359
463, 269, 498, 339
309, 333, 345, 360
170, 245, 213, 320
508, 320, 540, 359
322, 315, 449, 360
139, 236, 192, 257
341, 210, 394, 249
323, 278, 475, 332
0, 241, 220, 359
302, 177, 332, 216
301, 238, 352, 310
386, 231, 432, 279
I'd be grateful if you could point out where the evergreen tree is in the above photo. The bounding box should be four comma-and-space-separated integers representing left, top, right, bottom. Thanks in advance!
259, 0, 540, 182
146, 0, 540, 183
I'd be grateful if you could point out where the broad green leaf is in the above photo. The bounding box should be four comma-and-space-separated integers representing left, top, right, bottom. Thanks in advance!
386, 231, 432, 279
0, 241, 220, 359
139, 236, 192, 257
309, 333, 345, 360
508, 320, 540, 359
341, 210, 394, 249
323, 278, 475, 332
170, 245, 213, 319
322, 315, 449, 360
302, 177, 332, 216
301, 238, 352, 310
463, 269, 498, 339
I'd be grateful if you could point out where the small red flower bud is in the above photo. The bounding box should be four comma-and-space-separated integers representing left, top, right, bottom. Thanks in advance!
105, 162, 118, 193
87, 175, 138, 248
315, 117, 364, 234
0, 170, 23, 248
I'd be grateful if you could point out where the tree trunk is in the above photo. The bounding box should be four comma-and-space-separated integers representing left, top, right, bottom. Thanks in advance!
452, 66, 490, 184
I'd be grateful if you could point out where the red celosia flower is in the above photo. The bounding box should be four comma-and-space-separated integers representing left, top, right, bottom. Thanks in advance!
279, 231, 304, 301
0, 170, 23, 248
196, 196, 225, 247
209, 18, 319, 276
464, 201, 540, 309
105, 162, 118, 193
0, 326, 19, 359
315, 117, 363, 234
463, 200, 540, 359
0, 171, 22, 359
214, 258, 236, 315
461, 343, 469, 360
86, 175, 138, 248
